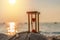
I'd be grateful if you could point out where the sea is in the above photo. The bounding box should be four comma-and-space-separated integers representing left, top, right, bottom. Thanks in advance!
0, 22, 60, 36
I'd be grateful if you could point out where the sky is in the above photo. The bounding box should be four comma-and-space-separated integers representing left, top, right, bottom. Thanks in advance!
0, 0, 60, 23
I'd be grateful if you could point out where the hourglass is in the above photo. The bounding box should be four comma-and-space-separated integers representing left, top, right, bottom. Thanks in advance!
27, 11, 40, 33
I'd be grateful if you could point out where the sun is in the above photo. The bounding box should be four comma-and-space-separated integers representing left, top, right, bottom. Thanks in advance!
9, 0, 16, 4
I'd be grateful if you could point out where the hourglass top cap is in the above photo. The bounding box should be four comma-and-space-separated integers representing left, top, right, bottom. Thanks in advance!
27, 11, 40, 14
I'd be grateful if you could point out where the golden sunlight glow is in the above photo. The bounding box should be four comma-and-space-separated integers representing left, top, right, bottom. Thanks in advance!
8, 22, 17, 36
9, 0, 16, 4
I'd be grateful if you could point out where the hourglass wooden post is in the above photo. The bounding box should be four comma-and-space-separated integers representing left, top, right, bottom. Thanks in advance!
27, 11, 40, 33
